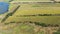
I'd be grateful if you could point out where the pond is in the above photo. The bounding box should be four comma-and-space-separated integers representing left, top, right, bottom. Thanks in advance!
0, 2, 9, 14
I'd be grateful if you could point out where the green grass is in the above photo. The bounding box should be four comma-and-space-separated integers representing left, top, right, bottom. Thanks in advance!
13, 23, 34, 34
37, 31, 44, 34
0, 23, 45, 34
0, 23, 34, 34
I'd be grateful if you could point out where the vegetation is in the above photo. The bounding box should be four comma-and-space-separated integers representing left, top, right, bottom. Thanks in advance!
3, 3, 60, 25
53, 28, 60, 34
0, 1, 60, 34
53, 32, 60, 34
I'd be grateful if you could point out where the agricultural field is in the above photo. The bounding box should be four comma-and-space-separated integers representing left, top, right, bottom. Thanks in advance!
0, 0, 60, 34
12, 0, 51, 1
4, 3, 60, 25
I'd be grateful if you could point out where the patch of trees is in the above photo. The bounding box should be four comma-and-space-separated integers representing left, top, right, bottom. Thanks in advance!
4, 21, 15, 25
1, 13, 13, 22
19, 14, 60, 17
28, 21, 59, 27
1, 5, 20, 22
4, 21, 59, 27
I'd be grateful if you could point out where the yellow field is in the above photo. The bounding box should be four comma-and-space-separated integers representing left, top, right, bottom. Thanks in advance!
4, 3, 60, 24
14, 0, 51, 1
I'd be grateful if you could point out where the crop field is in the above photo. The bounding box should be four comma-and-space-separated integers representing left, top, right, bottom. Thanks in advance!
13, 0, 51, 1
0, 0, 60, 34
4, 3, 60, 25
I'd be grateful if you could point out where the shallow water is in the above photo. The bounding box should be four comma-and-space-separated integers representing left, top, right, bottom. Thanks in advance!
0, 2, 9, 14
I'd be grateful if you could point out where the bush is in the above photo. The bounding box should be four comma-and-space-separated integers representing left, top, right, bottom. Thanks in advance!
10, 21, 15, 23
53, 28, 60, 34
53, 31, 60, 34
34, 22, 47, 27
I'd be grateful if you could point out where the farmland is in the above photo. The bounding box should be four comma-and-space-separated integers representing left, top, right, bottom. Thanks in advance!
4, 3, 60, 25
11, 0, 50, 1
0, 0, 60, 34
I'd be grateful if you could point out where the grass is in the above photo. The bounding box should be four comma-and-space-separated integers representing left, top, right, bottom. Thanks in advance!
37, 31, 44, 34
0, 23, 34, 34
13, 23, 34, 34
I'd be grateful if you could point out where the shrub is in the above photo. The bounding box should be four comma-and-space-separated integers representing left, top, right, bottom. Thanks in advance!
34, 22, 47, 27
